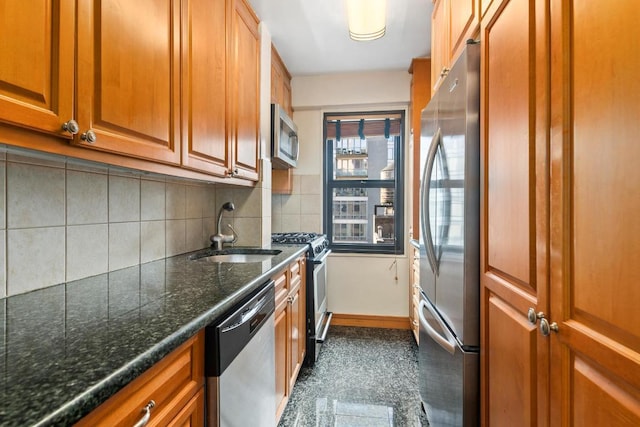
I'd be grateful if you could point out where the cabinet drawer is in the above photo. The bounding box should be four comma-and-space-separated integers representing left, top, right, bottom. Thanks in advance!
289, 258, 301, 283
76, 331, 204, 427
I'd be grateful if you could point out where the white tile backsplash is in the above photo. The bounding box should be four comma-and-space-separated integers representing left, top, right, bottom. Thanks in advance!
140, 220, 166, 263
109, 175, 141, 223
108, 222, 140, 271
0, 145, 279, 298
272, 174, 323, 234
66, 224, 109, 281
7, 162, 66, 228
7, 227, 65, 295
67, 170, 108, 225
141, 179, 166, 221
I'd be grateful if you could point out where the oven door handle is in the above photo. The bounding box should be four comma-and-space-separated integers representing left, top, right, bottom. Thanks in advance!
313, 249, 331, 264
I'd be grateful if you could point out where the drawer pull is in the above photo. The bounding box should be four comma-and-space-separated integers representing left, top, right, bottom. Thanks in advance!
133, 400, 156, 427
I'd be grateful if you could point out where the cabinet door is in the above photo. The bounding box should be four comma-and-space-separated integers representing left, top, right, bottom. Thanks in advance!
166, 387, 205, 427
480, 0, 549, 425
449, 0, 480, 63
76, 0, 181, 164
181, 0, 230, 176
431, 0, 449, 94
288, 284, 302, 392
0, 0, 74, 137
549, 0, 640, 424
228, 0, 260, 181
274, 297, 288, 420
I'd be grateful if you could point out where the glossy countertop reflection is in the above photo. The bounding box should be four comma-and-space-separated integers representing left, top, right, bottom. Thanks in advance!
0, 244, 306, 427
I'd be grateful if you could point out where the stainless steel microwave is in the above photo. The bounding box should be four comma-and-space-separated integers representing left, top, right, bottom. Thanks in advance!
271, 104, 299, 168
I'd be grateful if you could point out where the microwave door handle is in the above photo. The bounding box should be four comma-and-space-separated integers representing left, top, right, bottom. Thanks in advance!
418, 298, 457, 355
420, 128, 441, 275
291, 134, 299, 161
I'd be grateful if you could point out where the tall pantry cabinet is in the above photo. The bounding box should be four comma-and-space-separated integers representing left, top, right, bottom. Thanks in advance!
479, 0, 640, 425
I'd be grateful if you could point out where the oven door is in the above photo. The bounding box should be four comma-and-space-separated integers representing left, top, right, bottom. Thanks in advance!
313, 250, 332, 343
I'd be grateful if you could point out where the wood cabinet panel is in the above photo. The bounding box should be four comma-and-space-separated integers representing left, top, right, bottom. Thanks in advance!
408, 58, 431, 236
449, 0, 480, 63
228, 0, 260, 181
76, 0, 181, 164
485, 0, 532, 287
480, 0, 549, 424
431, 0, 449, 94
572, 357, 640, 426
76, 331, 204, 427
0, 0, 74, 137
166, 387, 205, 427
181, 0, 229, 176
274, 256, 306, 423
549, 0, 640, 423
274, 299, 288, 419
486, 295, 538, 426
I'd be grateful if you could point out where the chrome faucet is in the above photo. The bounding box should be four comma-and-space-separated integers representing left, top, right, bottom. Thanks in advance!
210, 202, 238, 250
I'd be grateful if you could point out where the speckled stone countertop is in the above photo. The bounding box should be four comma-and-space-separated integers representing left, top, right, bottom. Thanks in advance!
0, 244, 306, 427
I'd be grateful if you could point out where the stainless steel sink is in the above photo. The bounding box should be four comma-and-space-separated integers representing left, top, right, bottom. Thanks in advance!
189, 248, 281, 263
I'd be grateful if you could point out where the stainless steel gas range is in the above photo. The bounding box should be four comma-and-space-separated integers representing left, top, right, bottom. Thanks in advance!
272, 232, 331, 366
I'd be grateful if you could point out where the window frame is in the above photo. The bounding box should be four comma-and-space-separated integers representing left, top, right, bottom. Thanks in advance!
323, 110, 405, 255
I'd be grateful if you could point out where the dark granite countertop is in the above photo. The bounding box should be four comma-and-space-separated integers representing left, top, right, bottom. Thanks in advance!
0, 244, 307, 427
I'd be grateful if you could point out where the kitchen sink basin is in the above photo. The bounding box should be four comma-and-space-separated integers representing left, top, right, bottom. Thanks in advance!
189, 248, 281, 263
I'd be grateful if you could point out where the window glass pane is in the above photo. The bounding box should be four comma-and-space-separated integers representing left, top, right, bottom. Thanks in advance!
332, 136, 395, 181
330, 188, 395, 245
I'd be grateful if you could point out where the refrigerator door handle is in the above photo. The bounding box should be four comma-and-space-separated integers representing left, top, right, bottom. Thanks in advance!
420, 128, 441, 275
419, 298, 457, 355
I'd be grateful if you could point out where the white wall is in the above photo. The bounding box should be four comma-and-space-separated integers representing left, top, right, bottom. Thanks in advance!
273, 70, 413, 317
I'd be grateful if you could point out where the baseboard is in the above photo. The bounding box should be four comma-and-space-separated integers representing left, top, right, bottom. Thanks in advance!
331, 313, 411, 330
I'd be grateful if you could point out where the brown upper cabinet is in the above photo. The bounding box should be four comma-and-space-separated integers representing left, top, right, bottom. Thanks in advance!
76, 0, 182, 165
431, 0, 480, 94
0, 0, 261, 182
228, 0, 261, 181
0, 1, 75, 139
271, 46, 293, 118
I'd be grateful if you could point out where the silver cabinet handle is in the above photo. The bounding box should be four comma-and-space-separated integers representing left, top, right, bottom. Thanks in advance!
527, 307, 545, 325
61, 119, 79, 135
81, 130, 97, 144
133, 400, 155, 427
539, 318, 559, 336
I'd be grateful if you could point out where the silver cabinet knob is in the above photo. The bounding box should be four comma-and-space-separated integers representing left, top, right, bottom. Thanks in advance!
527, 307, 545, 325
539, 318, 559, 336
81, 130, 97, 144
61, 119, 79, 135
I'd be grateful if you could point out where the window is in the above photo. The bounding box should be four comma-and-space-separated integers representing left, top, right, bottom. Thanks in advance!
323, 111, 404, 254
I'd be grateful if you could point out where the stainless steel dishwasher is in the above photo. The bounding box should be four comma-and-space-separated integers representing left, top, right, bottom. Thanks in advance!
205, 280, 276, 427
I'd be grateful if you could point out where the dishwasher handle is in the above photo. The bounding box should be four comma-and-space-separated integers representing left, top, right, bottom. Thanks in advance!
221, 294, 270, 333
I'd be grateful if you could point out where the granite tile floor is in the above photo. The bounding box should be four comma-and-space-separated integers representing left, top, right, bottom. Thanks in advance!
278, 326, 429, 427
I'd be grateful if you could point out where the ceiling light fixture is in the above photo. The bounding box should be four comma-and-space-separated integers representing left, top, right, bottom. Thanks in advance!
346, 0, 387, 41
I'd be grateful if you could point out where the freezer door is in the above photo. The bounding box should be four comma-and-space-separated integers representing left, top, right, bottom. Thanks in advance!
418, 295, 479, 427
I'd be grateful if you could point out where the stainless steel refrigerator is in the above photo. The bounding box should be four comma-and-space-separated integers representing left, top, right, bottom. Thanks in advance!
418, 41, 480, 426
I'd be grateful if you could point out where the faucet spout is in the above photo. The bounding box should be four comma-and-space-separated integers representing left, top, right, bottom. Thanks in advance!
211, 202, 236, 249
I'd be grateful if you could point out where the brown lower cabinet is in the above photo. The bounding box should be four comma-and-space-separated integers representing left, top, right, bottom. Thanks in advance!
480, 0, 640, 424
275, 255, 306, 422
75, 331, 204, 427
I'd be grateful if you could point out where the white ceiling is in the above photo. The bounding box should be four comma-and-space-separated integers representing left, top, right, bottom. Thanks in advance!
247, 0, 433, 76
